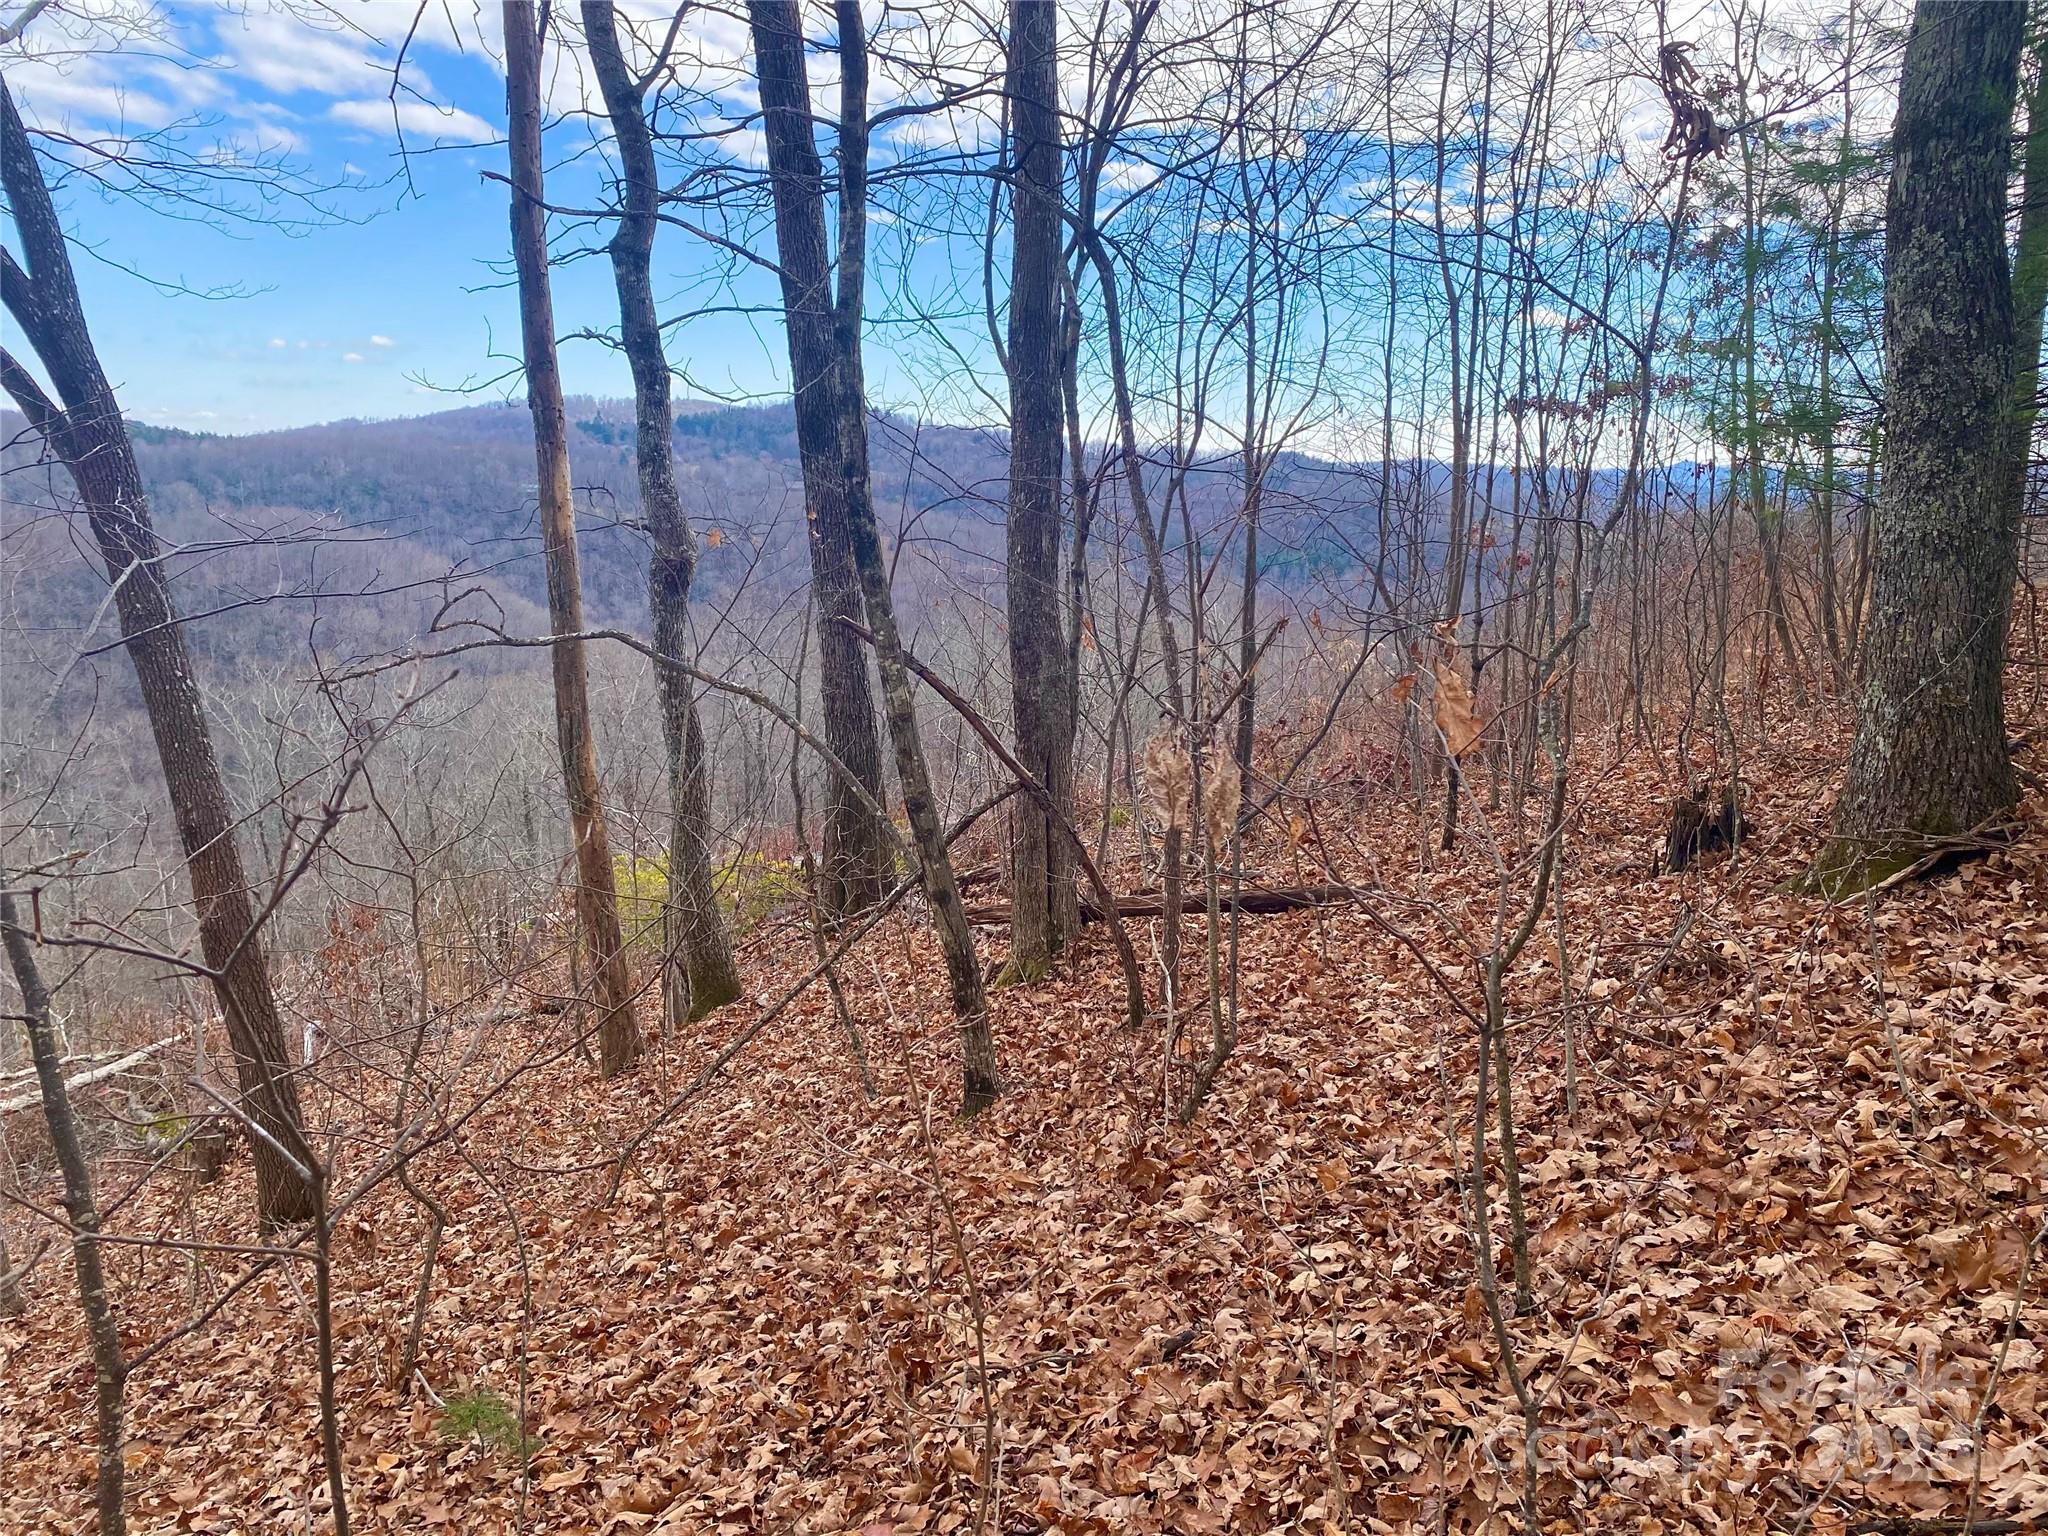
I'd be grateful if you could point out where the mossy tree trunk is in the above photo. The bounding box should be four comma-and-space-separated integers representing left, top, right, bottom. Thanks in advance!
1815, 0, 2026, 893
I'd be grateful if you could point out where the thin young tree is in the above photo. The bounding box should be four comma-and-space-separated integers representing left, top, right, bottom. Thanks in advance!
1815, 0, 2026, 891
0, 79, 316, 1228
583, 0, 743, 1025
1001, 0, 1079, 983
504, 0, 639, 1073
1, 877, 128, 1535
747, 0, 998, 1111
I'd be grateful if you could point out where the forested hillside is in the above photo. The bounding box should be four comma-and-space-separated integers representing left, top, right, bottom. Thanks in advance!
3, 1, 2047, 1534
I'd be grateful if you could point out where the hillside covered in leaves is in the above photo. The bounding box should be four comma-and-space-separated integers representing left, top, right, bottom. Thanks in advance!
6, 699, 2045, 1535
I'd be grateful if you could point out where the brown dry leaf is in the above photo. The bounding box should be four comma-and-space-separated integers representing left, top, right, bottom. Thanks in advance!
1142, 728, 1192, 829
11, 686, 2048, 1536
1433, 659, 1481, 757
1201, 755, 1240, 848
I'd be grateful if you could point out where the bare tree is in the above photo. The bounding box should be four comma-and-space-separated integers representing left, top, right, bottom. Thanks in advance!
748, 0, 998, 1112
1000, 0, 1079, 984
583, 0, 743, 1026
1, 876, 128, 1535
504, 0, 639, 1074
726, 3, 893, 922
0, 79, 316, 1228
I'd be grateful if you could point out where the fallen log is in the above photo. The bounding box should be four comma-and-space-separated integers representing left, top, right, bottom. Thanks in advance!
0, 1034, 180, 1116
965, 882, 1354, 927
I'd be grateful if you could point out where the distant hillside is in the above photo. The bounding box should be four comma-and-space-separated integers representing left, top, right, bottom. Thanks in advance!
7, 397, 1408, 648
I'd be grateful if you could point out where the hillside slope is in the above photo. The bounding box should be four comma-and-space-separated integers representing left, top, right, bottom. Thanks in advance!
3, 700, 2044, 1534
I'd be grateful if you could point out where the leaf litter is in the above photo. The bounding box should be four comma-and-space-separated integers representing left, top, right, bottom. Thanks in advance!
2, 707, 2045, 1534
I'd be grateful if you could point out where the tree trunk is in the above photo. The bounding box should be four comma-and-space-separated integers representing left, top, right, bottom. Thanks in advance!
1, 880, 128, 1535
742, 1, 890, 922
0, 1140, 20, 1317
504, 0, 639, 1075
0, 80, 314, 1228
750, 0, 998, 1113
1815, 0, 2025, 892
1001, 0, 1076, 983
584, 0, 742, 1025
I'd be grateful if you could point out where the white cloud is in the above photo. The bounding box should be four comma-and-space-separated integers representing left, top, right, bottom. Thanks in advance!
218, 9, 388, 98
368, 335, 397, 348
329, 97, 494, 144
268, 337, 287, 349
342, 352, 365, 364
6, 55, 179, 131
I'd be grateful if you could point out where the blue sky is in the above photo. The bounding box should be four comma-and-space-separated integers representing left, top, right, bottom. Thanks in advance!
4, 1, 1795, 460
6, 2, 809, 433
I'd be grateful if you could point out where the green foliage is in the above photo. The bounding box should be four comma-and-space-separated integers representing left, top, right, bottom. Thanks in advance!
714, 851, 802, 932
1107, 804, 1134, 831
613, 849, 801, 942
992, 954, 1050, 989
614, 853, 670, 950
439, 1389, 533, 1460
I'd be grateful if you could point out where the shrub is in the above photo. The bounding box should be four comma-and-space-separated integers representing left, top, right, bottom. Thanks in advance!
714, 851, 802, 932
611, 849, 802, 942
613, 852, 669, 951
439, 1388, 533, 1460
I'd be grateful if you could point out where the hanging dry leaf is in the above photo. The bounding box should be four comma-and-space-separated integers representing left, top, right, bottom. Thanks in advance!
703, 526, 724, 548
1201, 754, 1240, 848
1433, 659, 1481, 757
1141, 728, 1192, 829
1390, 674, 1417, 707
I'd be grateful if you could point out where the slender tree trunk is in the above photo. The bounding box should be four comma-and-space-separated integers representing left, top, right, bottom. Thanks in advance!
0, 81, 314, 1228
0, 1137, 21, 1317
740, 2, 890, 920
750, 0, 998, 1112
1816, 0, 2025, 890
584, 1, 742, 1024
504, 0, 638, 1074
1, 880, 128, 1535
1002, 0, 1075, 982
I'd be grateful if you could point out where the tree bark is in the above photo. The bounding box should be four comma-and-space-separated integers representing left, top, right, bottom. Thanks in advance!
1, 880, 128, 1535
583, 0, 743, 1025
0, 81, 314, 1228
744, 0, 890, 921
1816, 1, 2025, 892
1001, 0, 1077, 982
504, 0, 639, 1074
749, 0, 998, 1112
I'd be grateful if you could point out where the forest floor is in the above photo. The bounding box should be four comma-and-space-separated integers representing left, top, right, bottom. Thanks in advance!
4, 693, 2048, 1535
